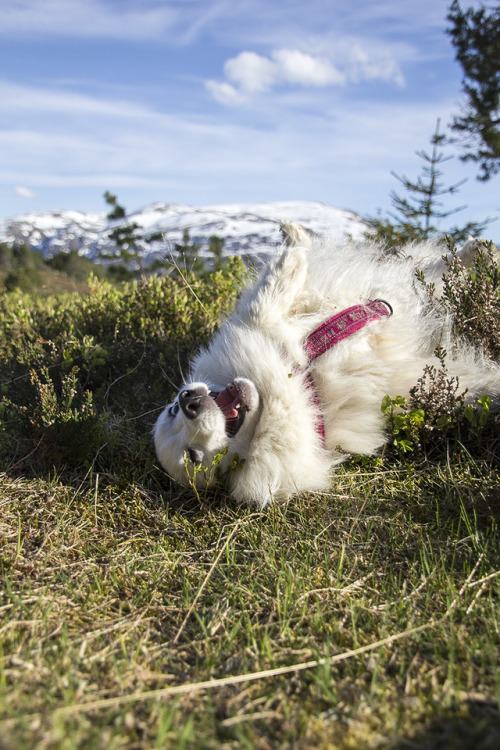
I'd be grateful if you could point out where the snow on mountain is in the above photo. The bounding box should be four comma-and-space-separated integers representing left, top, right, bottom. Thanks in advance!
0, 209, 106, 258
0, 201, 369, 264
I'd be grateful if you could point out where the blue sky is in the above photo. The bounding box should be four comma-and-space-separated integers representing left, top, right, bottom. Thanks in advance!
1, 0, 498, 232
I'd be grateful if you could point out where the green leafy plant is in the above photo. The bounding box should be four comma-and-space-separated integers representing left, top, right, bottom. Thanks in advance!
0, 366, 103, 468
381, 394, 425, 454
383, 346, 495, 457
182, 447, 247, 505
464, 394, 491, 437
0, 259, 246, 475
416, 237, 500, 360
381, 236, 499, 459
183, 447, 229, 505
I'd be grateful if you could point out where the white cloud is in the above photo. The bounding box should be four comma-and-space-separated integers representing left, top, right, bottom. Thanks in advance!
207, 43, 405, 105
225, 51, 278, 93
207, 48, 346, 104
0, 0, 452, 64
345, 43, 405, 86
14, 186, 36, 198
0, 0, 178, 40
205, 80, 245, 106
274, 50, 345, 87
0, 0, 240, 44
0, 80, 155, 120
221, 49, 345, 94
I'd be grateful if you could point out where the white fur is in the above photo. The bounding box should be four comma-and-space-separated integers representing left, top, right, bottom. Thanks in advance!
154, 233, 500, 507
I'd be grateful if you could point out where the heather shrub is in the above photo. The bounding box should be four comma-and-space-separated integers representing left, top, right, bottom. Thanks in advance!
384, 239, 500, 458
418, 238, 500, 358
0, 258, 247, 475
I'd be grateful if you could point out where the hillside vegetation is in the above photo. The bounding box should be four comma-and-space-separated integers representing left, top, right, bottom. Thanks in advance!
0, 241, 499, 749
0, 242, 110, 296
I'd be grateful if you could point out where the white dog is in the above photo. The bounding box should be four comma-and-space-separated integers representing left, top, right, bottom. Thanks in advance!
154, 228, 500, 507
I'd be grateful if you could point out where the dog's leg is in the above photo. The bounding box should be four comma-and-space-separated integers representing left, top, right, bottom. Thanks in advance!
237, 244, 310, 327
426, 238, 500, 285
280, 221, 313, 248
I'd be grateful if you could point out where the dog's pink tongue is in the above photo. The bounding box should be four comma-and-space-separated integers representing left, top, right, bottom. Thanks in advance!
215, 387, 239, 418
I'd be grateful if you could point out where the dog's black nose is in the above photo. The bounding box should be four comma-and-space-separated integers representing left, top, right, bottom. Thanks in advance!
179, 388, 204, 419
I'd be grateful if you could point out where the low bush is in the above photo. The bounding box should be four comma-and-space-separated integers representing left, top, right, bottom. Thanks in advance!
0, 257, 247, 477
384, 239, 500, 460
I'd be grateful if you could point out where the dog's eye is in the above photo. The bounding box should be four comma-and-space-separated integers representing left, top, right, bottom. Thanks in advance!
168, 401, 179, 418
188, 447, 203, 465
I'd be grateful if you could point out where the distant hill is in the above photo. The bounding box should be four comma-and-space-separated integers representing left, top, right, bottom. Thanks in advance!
0, 201, 369, 265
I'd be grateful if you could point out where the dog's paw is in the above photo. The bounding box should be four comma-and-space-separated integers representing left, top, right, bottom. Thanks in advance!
280, 221, 313, 248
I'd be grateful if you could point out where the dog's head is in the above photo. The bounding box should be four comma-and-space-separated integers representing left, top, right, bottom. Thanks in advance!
154, 377, 260, 488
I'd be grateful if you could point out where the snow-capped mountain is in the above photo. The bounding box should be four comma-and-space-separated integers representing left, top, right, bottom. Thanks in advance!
0, 201, 369, 264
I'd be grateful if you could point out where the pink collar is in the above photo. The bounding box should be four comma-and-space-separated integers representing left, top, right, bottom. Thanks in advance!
304, 299, 392, 446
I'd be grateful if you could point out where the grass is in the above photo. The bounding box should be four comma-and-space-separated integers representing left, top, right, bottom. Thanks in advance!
1, 459, 499, 749
0, 259, 499, 748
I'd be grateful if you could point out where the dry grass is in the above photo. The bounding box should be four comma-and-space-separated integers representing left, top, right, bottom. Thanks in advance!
0, 458, 499, 749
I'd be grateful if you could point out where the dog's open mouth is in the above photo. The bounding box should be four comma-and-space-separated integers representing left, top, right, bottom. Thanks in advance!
214, 383, 249, 437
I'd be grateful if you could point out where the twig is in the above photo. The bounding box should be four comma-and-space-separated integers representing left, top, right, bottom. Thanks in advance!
167, 249, 208, 312
6, 619, 436, 722
296, 572, 375, 604
449, 552, 484, 612
467, 568, 500, 588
